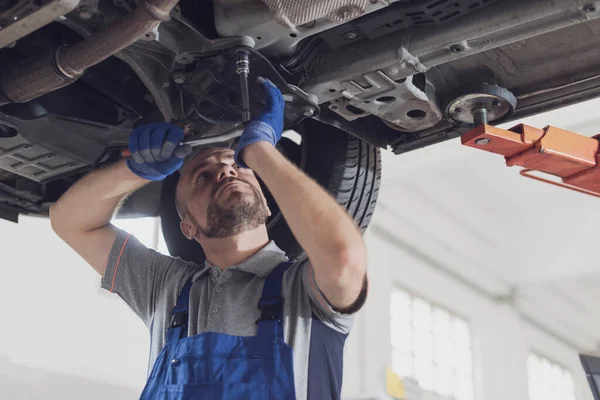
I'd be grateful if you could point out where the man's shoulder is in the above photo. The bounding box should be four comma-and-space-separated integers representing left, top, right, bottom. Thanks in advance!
154, 250, 205, 270
280, 256, 309, 295
282, 255, 308, 277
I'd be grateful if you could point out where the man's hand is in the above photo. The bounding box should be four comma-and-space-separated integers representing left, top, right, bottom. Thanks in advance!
235, 77, 285, 168
127, 122, 192, 181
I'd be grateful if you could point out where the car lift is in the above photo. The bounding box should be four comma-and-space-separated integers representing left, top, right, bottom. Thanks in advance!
462, 122, 600, 198
450, 84, 600, 198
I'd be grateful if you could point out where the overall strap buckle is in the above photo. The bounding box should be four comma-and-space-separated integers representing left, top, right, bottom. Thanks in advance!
169, 312, 188, 328
257, 296, 283, 322
166, 279, 194, 342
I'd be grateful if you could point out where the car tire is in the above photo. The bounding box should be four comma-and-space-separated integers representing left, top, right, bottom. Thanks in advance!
159, 119, 382, 264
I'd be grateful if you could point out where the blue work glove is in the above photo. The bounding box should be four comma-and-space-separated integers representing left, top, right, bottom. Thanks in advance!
126, 122, 192, 181
234, 77, 285, 168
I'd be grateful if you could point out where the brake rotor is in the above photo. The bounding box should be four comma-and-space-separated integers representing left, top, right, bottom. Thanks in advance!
446, 83, 517, 125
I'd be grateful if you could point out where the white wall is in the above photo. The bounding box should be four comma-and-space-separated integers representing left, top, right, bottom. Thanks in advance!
0, 217, 149, 399
340, 140, 600, 400
340, 221, 593, 400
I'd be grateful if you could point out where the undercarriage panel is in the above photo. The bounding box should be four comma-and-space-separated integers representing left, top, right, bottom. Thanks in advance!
1, 0, 600, 218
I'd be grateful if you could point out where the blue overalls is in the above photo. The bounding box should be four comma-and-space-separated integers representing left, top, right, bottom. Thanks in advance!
140, 262, 297, 399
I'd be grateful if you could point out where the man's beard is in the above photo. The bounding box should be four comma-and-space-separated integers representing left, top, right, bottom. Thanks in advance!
197, 181, 269, 238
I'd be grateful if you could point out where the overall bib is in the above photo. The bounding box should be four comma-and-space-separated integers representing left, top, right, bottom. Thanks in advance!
140, 261, 297, 400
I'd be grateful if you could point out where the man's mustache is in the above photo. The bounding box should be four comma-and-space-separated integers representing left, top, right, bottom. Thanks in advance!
213, 177, 251, 196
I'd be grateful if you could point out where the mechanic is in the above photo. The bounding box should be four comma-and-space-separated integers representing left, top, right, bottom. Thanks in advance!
50, 78, 368, 399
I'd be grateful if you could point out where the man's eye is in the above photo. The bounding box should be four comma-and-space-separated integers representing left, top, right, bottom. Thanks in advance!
197, 173, 210, 182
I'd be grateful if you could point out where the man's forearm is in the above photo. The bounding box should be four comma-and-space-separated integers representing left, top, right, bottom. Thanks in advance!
244, 142, 367, 309
50, 160, 148, 235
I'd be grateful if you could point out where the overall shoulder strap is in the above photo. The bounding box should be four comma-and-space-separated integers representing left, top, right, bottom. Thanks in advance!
166, 279, 193, 343
258, 261, 293, 322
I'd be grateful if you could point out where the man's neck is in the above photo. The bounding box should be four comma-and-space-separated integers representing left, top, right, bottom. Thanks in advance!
200, 226, 270, 270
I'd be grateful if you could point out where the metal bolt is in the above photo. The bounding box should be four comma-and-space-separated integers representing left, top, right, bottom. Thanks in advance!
172, 73, 186, 84
492, 100, 503, 108
584, 4, 597, 12
472, 107, 488, 127
302, 106, 315, 117
346, 31, 357, 40
475, 138, 491, 146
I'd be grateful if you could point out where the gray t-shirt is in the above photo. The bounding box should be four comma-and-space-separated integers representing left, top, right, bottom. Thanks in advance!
101, 229, 358, 399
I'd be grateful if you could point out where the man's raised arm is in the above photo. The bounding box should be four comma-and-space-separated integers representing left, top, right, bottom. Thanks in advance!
50, 160, 148, 276
236, 79, 367, 311
50, 123, 190, 276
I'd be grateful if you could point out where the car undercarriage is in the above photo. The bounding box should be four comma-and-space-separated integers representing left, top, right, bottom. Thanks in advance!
1, 0, 599, 260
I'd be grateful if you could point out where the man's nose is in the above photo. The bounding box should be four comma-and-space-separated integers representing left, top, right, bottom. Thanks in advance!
216, 164, 238, 182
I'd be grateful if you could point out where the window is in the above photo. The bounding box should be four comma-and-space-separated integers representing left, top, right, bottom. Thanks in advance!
528, 353, 576, 400
390, 288, 473, 400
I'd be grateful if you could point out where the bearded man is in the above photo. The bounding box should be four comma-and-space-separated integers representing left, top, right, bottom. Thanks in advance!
50, 78, 368, 400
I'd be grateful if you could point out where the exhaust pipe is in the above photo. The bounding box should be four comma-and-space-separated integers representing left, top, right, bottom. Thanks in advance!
0, 0, 180, 105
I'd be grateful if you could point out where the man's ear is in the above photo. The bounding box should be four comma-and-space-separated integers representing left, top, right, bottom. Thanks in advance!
180, 218, 198, 240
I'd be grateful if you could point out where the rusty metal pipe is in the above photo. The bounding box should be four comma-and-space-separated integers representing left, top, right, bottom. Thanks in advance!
57, 0, 178, 77
0, 0, 180, 104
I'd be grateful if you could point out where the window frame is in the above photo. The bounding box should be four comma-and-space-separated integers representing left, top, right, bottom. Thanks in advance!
389, 284, 474, 400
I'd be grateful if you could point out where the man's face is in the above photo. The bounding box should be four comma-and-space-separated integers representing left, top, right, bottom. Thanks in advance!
176, 148, 270, 240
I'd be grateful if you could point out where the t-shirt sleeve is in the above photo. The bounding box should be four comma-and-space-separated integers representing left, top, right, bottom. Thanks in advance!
100, 229, 196, 326
299, 259, 367, 334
